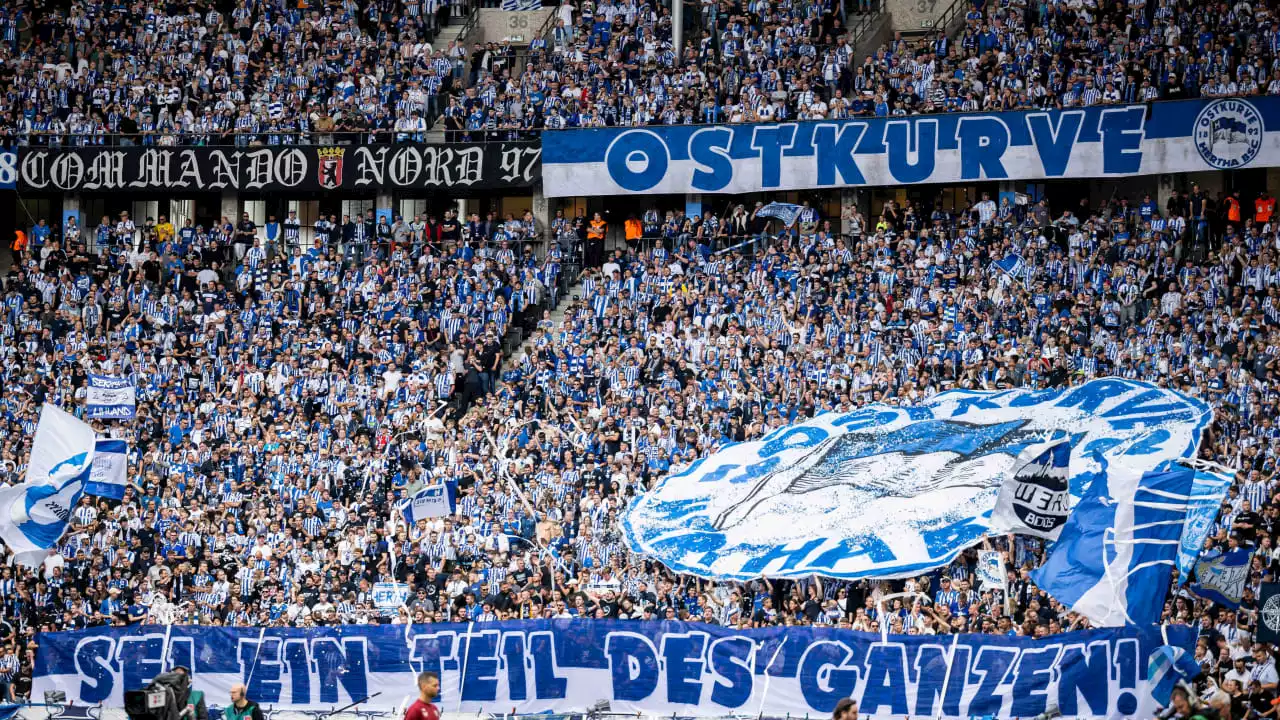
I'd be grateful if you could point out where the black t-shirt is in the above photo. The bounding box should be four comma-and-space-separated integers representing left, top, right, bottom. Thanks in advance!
237, 220, 256, 244
1235, 511, 1262, 542
142, 259, 162, 285
479, 343, 499, 371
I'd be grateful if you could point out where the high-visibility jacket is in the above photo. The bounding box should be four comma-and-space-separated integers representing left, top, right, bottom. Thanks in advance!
1226, 196, 1241, 222
10, 229, 25, 251
587, 219, 606, 241
1257, 196, 1275, 223
624, 218, 642, 241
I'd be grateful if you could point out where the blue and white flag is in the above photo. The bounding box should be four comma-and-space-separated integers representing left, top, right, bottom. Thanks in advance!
1148, 639, 1204, 707
0, 404, 96, 557
994, 253, 1026, 279
755, 202, 805, 227
1031, 456, 1196, 627
624, 379, 1211, 581
85, 374, 136, 420
990, 438, 1072, 540
1189, 548, 1251, 608
1175, 463, 1234, 580
401, 481, 457, 522
976, 550, 1006, 592
84, 439, 128, 501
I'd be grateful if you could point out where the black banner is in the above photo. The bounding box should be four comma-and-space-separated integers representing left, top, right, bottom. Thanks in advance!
16, 142, 541, 193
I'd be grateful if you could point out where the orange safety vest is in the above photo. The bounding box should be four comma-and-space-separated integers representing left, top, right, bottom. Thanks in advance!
1257, 197, 1276, 223
587, 220, 606, 241
624, 218, 642, 241
10, 229, 25, 251
1226, 196, 1241, 223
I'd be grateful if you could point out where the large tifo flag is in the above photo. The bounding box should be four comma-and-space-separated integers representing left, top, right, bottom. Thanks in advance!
85, 374, 136, 420
84, 439, 128, 500
0, 404, 96, 556
401, 481, 457, 522
1030, 456, 1196, 627
622, 379, 1212, 581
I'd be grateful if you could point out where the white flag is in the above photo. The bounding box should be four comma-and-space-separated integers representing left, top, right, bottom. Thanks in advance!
0, 404, 97, 556
990, 438, 1072, 540
977, 550, 1006, 592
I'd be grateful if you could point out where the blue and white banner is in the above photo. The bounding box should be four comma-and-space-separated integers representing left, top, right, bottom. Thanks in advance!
1031, 457, 1195, 627
401, 481, 456, 522
33, 620, 1194, 719
371, 581, 412, 610
1175, 465, 1234, 580
623, 379, 1211, 581
541, 98, 1275, 196
1190, 548, 1252, 608
85, 375, 136, 420
754, 202, 805, 227
84, 439, 128, 501
994, 253, 1026, 280
0, 404, 97, 557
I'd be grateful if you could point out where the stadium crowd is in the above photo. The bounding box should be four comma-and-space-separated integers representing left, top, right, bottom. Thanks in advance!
0, 180, 1276, 716
4, 0, 1280, 145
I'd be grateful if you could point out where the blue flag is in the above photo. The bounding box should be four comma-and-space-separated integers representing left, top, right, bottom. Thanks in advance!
1175, 464, 1234, 580
755, 202, 804, 227
1031, 456, 1196, 626
85, 439, 129, 500
994, 253, 1025, 278
1190, 548, 1252, 608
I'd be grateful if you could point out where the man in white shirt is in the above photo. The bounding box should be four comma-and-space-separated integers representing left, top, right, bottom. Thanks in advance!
1250, 646, 1279, 692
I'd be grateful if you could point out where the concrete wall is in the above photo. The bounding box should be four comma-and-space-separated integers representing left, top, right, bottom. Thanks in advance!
885, 0, 942, 32
851, 12, 894, 62
474, 8, 555, 46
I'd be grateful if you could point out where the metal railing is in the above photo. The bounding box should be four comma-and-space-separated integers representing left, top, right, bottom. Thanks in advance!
919, 0, 967, 35
845, 5, 886, 51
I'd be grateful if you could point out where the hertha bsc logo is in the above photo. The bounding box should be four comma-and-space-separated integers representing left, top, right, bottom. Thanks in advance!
1194, 99, 1263, 169
317, 147, 345, 189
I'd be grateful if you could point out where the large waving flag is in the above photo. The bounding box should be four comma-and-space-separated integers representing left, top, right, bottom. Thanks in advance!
0, 404, 97, 556
1031, 456, 1195, 627
85, 439, 128, 500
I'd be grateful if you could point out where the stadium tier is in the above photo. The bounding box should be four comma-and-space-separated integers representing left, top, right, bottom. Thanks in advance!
4, 0, 1280, 717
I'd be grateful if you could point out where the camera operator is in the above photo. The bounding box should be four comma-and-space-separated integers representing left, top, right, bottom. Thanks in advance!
172, 667, 206, 720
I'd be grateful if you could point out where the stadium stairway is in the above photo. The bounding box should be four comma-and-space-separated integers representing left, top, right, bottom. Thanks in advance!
502, 274, 585, 372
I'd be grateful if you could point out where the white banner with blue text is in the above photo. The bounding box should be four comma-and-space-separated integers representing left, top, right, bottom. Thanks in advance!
541, 98, 1273, 196
85, 374, 136, 420
34, 621, 1193, 719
